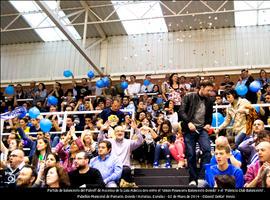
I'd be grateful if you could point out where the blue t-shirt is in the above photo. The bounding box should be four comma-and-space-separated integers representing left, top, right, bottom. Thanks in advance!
210, 150, 242, 166
205, 164, 244, 188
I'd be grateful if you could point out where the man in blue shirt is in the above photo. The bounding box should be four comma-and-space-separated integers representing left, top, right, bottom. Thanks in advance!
205, 145, 244, 188
90, 141, 123, 187
210, 136, 242, 168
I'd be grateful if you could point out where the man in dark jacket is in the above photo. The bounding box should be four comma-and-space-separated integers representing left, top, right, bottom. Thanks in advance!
179, 80, 214, 186
69, 151, 105, 188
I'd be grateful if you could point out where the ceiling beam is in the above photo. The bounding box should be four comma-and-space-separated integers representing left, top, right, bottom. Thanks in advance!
80, 1, 106, 39
35, 1, 104, 76
2, 5, 270, 32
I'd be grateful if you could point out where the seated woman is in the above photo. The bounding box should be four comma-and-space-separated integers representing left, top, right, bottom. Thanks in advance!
44, 165, 70, 188
169, 123, 186, 168
132, 118, 158, 167
153, 120, 175, 168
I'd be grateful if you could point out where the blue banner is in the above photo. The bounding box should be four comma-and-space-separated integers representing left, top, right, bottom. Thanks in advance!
0, 106, 27, 120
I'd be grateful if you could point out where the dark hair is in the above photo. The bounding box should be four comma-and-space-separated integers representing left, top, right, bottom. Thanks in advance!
56, 82, 62, 88
32, 138, 52, 169
77, 150, 91, 163
160, 120, 172, 135
224, 89, 239, 99
169, 73, 179, 86
47, 153, 60, 163
21, 164, 37, 184
120, 75, 126, 79
214, 175, 236, 188
38, 83, 46, 91
98, 140, 112, 151
153, 85, 160, 93
67, 115, 74, 122
20, 118, 28, 123
255, 130, 270, 145
130, 75, 136, 79
44, 166, 70, 187
199, 80, 214, 88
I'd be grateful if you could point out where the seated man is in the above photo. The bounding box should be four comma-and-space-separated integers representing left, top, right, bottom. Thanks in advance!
205, 145, 244, 188
90, 141, 122, 187
210, 136, 242, 168
69, 151, 105, 188
0, 149, 25, 188
16, 165, 37, 188
238, 120, 265, 167
245, 141, 270, 187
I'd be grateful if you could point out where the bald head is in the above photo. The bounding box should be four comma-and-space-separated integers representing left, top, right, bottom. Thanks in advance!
256, 141, 270, 163
215, 136, 229, 146
253, 120, 265, 133
9, 149, 25, 169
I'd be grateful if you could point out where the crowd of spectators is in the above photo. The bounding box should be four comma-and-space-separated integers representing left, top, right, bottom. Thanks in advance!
0, 69, 270, 188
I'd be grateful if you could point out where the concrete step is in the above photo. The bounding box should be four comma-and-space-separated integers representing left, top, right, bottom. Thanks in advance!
134, 168, 189, 177
134, 176, 190, 186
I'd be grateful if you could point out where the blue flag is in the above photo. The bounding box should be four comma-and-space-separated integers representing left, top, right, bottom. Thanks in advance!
0, 106, 27, 120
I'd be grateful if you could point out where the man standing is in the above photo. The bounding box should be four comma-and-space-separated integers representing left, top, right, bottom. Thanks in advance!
179, 81, 214, 186
90, 141, 123, 187
69, 151, 105, 188
205, 145, 244, 188
99, 120, 143, 183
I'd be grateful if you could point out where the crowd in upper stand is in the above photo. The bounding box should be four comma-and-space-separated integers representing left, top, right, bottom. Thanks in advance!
0, 69, 270, 188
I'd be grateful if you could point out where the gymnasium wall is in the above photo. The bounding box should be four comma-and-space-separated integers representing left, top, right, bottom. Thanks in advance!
1, 25, 270, 85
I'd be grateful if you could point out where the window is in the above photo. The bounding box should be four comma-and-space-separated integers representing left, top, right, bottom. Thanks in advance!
10, 1, 81, 41
112, 1, 168, 35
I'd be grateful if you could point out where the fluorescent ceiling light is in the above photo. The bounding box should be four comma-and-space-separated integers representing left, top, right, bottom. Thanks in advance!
10, 1, 81, 41
113, 1, 168, 35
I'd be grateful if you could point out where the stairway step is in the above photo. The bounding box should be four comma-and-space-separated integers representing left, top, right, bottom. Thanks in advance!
134, 176, 189, 186
134, 168, 189, 177
136, 185, 190, 188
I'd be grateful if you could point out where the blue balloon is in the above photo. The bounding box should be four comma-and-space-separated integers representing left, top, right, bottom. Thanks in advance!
143, 79, 150, 86
29, 107, 40, 119
249, 81, 261, 93
63, 70, 73, 77
211, 112, 225, 127
87, 70, 95, 78
96, 79, 105, 88
48, 96, 58, 105
121, 81, 128, 89
5, 86, 15, 95
102, 77, 110, 87
40, 119, 52, 133
235, 85, 248, 96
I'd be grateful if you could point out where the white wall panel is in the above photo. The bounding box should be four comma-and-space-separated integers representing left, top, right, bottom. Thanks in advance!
1, 26, 270, 83
105, 25, 270, 76
1, 38, 100, 83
